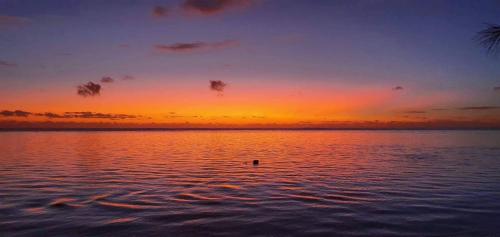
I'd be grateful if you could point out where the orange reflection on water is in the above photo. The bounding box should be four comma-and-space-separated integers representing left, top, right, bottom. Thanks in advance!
1, 131, 500, 236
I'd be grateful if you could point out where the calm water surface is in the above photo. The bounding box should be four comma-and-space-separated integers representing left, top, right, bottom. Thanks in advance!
1, 131, 500, 236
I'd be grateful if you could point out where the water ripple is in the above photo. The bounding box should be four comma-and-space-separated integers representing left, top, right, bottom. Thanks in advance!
0, 130, 499, 236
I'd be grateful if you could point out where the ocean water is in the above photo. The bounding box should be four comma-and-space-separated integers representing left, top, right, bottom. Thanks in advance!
0, 130, 500, 237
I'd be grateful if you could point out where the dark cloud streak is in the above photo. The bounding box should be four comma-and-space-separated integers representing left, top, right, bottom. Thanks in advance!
0, 110, 31, 117
155, 40, 238, 53
157, 42, 204, 51
63, 112, 138, 120
35, 112, 67, 119
1, 110, 140, 120
182, 0, 252, 15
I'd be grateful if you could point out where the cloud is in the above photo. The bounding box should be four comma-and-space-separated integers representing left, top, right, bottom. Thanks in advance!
77, 82, 101, 97
494, 86, 500, 91
392, 86, 404, 90
457, 106, 500, 111
0, 60, 17, 67
152, 6, 169, 17
1, 110, 140, 120
100, 76, 114, 83
62, 112, 138, 120
155, 40, 238, 53
209, 80, 227, 92
0, 15, 29, 28
35, 112, 67, 119
0, 110, 31, 117
182, 0, 252, 15
157, 42, 203, 51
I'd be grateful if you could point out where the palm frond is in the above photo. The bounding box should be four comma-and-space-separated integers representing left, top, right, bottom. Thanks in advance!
476, 24, 500, 55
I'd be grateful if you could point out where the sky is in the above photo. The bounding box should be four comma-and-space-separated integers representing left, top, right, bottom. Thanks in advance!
1, 0, 500, 129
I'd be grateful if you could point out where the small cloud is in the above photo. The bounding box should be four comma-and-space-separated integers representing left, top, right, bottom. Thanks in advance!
157, 42, 204, 51
37, 112, 68, 119
458, 106, 500, 111
155, 40, 238, 53
0, 15, 29, 28
0, 60, 17, 67
34, 112, 138, 120
39, 112, 138, 120
392, 86, 404, 90
100, 76, 114, 83
1, 110, 141, 120
77, 82, 101, 97
494, 86, 500, 91
0, 110, 31, 117
209, 80, 227, 92
63, 112, 138, 120
152, 6, 169, 17
182, 0, 253, 15
122, 75, 135, 80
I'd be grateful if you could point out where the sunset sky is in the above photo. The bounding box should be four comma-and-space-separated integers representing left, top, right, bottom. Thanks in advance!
1, 0, 500, 129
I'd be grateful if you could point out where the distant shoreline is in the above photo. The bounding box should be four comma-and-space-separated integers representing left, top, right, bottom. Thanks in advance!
1, 128, 500, 132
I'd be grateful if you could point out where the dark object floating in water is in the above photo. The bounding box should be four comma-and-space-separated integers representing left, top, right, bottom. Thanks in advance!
253, 160, 259, 165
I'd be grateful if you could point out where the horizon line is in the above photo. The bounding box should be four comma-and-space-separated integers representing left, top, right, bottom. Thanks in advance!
1, 127, 500, 132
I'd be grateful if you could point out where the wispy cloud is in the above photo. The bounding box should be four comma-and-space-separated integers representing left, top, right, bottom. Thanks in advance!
0, 15, 29, 28
155, 40, 239, 53
457, 106, 500, 111
0, 60, 17, 67
392, 86, 404, 90
62, 112, 138, 120
34, 112, 67, 119
182, 0, 253, 15
77, 82, 101, 97
1, 110, 140, 120
152, 6, 169, 17
209, 80, 227, 92
0, 110, 31, 117
100, 76, 114, 83
157, 42, 204, 51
